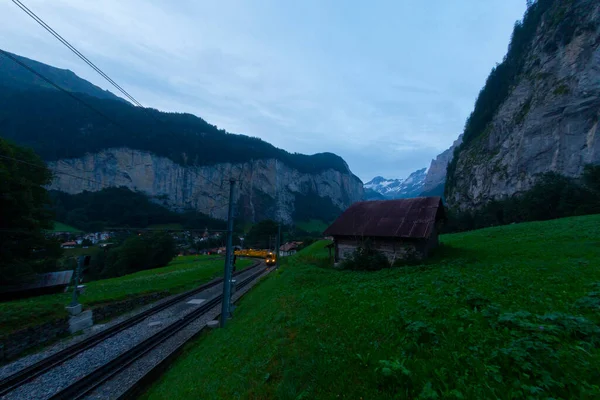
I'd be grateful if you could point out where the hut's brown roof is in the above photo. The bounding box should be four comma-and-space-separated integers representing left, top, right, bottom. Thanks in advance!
0, 270, 74, 294
323, 197, 445, 239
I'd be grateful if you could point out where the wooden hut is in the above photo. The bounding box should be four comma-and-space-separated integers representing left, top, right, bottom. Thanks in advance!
323, 197, 445, 264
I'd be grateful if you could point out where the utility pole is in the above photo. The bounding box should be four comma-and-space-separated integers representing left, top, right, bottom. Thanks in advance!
69, 256, 84, 308
220, 179, 236, 328
67, 255, 90, 315
275, 223, 281, 269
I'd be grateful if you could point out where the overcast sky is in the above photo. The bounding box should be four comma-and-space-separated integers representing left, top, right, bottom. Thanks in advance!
0, 0, 526, 182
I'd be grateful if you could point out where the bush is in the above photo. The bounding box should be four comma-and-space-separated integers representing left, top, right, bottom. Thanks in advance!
392, 246, 422, 267
340, 240, 390, 271
0, 137, 62, 284
88, 232, 177, 279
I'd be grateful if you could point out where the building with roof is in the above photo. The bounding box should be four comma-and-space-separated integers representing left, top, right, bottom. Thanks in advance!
323, 197, 446, 264
279, 241, 303, 256
0, 270, 74, 300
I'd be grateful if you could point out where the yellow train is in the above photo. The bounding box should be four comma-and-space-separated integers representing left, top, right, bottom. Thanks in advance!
235, 248, 277, 266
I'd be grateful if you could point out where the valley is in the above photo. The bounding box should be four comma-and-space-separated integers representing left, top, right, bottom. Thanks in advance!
1, 0, 600, 398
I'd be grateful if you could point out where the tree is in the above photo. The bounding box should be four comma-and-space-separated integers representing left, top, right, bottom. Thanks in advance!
583, 164, 600, 193
96, 232, 177, 278
0, 85, 349, 175
0, 137, 62, 283
48, 187, 226, 231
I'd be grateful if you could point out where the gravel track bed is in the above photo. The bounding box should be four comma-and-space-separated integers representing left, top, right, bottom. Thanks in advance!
0, 260, 259, 380
0, 289, 189, 380
84, 268, 272, 400
2, 267, 262, 400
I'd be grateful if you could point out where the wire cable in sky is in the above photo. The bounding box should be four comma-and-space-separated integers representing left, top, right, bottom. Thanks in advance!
0, 153, 231, 215
12, 0, 143, 107
0, 154, 111, 188
0, 50, 226, 192
0, 49, 125, 128
6, 2, 239, 193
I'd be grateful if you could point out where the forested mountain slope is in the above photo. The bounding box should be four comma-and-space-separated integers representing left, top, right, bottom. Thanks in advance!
0, 51, 363, 223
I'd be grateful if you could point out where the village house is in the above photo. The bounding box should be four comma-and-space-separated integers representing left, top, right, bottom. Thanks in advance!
279, 241, 303, 256
323, 197, 446, 264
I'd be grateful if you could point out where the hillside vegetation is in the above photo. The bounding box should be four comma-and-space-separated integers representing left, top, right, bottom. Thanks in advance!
145, 215, 600, 399
0, 256, 252, 337
49, 187, 225, 231
0, 51, 124, 102
51, 222, 82, 233
0, 84, 348, 174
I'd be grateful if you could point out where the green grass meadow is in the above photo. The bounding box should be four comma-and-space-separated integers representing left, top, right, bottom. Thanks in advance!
50, 221, 82, 233
0, 256, 252, 337
296, 219, 329, 234
144, 214, 600, 399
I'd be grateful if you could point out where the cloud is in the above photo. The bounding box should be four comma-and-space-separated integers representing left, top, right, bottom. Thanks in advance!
0, 0, 526, 182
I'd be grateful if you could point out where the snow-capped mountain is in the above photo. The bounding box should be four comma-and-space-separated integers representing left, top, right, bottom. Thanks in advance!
364, 168, 428, 200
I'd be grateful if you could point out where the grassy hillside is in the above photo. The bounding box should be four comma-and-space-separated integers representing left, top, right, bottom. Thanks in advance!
50, 221, 82, 233
295, 219, 329, 234
0, 256, 252, 337
144, 214, 600, 399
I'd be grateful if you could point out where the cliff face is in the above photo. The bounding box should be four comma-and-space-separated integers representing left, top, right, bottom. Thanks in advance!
422, 134, 463, 194
448, 0, 600, 210
47, 148, 364, 224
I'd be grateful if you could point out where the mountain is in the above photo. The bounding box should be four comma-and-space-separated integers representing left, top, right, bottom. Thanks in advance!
0, 50, 125, 103
364, 168, 427, 199
446, 0, 600, 210
363, 188, 386, 200
421, 134, 463, 196
0, 51, 364, 224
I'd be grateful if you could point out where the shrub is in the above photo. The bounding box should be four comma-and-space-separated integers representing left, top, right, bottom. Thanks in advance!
392, 246, 422, 267
340, 240, 390, 271
88, 232, 177, 279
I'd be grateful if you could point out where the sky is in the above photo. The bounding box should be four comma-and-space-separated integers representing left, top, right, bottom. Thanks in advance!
0, 0, 526, 182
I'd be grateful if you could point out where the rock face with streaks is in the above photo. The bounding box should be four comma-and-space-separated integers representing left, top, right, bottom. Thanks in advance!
48, 148, 364, 224
421, 135, 462, 195
447, 0, 600, 210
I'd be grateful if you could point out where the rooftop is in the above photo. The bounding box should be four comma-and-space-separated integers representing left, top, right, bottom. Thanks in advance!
323, 197, 445, 239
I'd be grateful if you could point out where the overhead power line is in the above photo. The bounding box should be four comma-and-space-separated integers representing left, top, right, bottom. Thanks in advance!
10, 0, 238, 191
6, 1, 241, 198
0, 49, 123, 128
0, 50, 225, 192
0, 154, 108, 187
12, 0, 143, 107
0, 153, 230, 215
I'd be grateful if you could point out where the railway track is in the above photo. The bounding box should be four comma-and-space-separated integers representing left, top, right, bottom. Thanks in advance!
0, 261, 265, 399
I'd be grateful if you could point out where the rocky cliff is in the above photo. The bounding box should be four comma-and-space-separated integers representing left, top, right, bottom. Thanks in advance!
447, 0, 600, 210
47, 148, 364, 224
0, 51, 364, 224
422, 134, 462, 194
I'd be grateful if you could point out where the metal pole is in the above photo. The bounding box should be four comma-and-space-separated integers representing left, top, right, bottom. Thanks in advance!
220, 179, 236, 328
70, 256, 83, 307
275, 223, 281, 269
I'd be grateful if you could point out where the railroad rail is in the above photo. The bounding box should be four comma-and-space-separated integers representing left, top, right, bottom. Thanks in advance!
50, 265, 266, 400
0, 261, 264, 398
